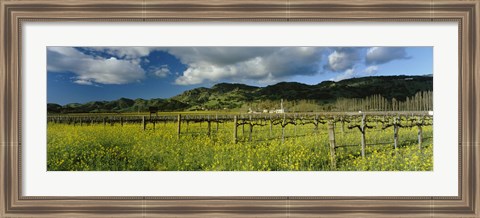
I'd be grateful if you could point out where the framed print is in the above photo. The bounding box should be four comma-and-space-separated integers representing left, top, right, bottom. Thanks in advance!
1, 0, 479, 217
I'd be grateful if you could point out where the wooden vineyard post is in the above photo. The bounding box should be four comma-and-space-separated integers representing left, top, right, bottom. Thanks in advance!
393, 117, 399, 149
177, 114, 181, 138
142, 116, 146, 131
233, 115, 238, 143
418, 125, 423, 149
120, 117, 123, 127
328, 121, 336, 169
207, 115, 211, 137
103, 117, 106, 127
361, 114, 366, 158
269, 114, 273, 137
282, 114, 286, 143
417, 116, 423, 149
249, 115, 253, 141
294, 114, 297, 137
242, 118, 245, 134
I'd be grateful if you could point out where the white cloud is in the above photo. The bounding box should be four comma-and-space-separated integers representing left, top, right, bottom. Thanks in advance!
332, 68, 357, 82
151, 65, 171, 78
166, 47, 277, 66
363, 65, 379, 75
85, 47, 154, 60
256, 73, 280, 85
51, 47, 401, 86
366, 47, 409, 65
47, 47, 145, 85
326, 48, 360, 72
73, 79, 93, 85
170, 47, 323, 85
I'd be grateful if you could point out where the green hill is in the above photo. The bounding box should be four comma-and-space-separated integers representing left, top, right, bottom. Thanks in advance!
48, 75, 433, 114
171, 83, 259, 110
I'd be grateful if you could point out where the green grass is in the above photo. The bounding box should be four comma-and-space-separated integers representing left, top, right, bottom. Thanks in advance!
47, 121, 433, 171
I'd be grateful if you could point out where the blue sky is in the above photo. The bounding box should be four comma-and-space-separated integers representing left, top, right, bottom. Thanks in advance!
47, 47, 433, 105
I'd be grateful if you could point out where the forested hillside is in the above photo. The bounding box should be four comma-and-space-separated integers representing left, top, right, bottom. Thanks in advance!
47, 75, 433, 113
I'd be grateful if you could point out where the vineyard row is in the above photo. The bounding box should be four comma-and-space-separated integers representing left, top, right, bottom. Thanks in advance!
48, 112, 433, 167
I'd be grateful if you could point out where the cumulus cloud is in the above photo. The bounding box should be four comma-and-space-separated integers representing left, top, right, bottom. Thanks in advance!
83, 47, 154, 60
363, 65, 379, 75
150, 65, 171, 78
332, 68, 357, 82
47, 47, 145, 85
73, 79, 94, 85
48, 46, 412, 87
169, 47, 323, 85
326, 48, 360, 72
167, 47, 277, 66
366, 47, 409, 65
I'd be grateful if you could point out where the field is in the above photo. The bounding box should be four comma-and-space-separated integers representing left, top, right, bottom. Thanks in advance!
47, 113, 433, 171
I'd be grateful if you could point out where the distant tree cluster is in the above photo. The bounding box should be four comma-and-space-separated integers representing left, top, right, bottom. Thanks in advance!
243, 91, 433, 113
333, 91, 433, 111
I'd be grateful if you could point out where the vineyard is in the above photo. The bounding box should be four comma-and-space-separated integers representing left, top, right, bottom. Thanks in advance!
47, 111, 433, 171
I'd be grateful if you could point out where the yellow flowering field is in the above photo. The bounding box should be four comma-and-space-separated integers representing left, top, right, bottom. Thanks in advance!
47, 121, 433, 171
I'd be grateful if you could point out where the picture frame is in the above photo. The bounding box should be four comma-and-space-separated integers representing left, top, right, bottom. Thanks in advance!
1, 0, 478, 216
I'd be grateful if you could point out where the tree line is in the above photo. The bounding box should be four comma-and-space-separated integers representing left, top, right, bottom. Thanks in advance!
333, 91, 432, 111
244, 91, 433, 112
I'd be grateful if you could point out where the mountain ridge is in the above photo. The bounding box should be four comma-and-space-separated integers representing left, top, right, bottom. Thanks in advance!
48, 75, 433, 113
